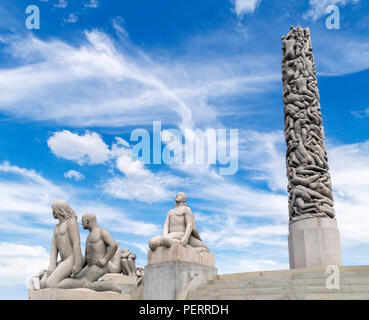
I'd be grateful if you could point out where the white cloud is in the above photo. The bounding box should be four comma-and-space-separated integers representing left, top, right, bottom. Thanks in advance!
63, 13, 78, 24
0, 243, 49, 287
239, 130, 287, 191
0, 161, 159, 238
103, 146, 183, 203
304, 0, 359, 21
48, 130, 111, 165
85, 0, 99, 8
64, 170, 85, 181
233, 0, 261, 17
0, 30, 279, 129
0, 161, 67, 224
328, 139, 369, 246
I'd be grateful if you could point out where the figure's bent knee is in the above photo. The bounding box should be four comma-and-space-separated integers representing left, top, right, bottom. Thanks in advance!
149, 236, 162, 251
161, 236, 172, 248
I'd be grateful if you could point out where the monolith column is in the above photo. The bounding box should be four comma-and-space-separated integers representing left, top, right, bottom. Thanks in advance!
281, 26, 342, 269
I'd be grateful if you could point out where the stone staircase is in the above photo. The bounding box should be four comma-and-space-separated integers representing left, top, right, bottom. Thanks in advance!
186, 266, 369, 300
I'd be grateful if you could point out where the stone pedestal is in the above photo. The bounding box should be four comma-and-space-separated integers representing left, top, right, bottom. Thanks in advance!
144, 245, 217, 300
288, 217, 342, 269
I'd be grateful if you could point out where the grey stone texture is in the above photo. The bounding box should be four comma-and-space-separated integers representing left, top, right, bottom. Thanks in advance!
282, 26, 335, 221
100, 273, 137, 294
144, 261, 218, 300
288, 217, 342, 269
187, 266, 369, 300
28, 288, 130, 300
282, 26, 342, 269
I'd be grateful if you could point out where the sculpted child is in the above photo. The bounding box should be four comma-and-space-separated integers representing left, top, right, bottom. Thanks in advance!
148, 192, 209, 253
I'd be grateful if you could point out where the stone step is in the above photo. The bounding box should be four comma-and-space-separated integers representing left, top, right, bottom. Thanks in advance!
191, 284, 369, 297
218, 266, 369, 281
188, 292, 369, 300
218, 271, 369, 282
212, 276, 369, 288
187, 266, 369, 300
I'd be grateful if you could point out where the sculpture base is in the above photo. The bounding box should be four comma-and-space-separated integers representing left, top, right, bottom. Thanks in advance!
144, 245, 217, 300
100, 273, 137, 294
288, 217, 342, 269
28, 288, 130, 300
147, 244, 215, 267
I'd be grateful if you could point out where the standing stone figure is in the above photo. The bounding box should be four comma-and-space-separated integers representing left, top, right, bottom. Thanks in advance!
282, 26, 335, 222
148, 192, 209, 253
57, 213, 121, 293
40, 200, 84, 289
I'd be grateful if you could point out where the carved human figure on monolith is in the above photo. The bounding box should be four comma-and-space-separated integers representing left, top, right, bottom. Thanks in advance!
148, 192, 209, 253
39, 200, 84, 289
57, 213, 121, 293
282, 26, 335, 222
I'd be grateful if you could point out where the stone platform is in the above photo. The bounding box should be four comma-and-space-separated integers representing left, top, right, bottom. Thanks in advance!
147, 244, 215, 267
100, 273, 137, 294
28, 288, 130, 300
144, 244, 217, 300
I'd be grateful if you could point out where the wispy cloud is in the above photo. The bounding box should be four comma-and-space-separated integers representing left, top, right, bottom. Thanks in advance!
351, 108, 369, 118
0, 30, 279, 129
304, 0, 360, 21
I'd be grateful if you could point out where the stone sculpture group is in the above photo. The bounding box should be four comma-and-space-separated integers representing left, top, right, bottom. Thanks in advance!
282, 26, 335, 222
29, 200, 143, 294
29, 192, 213, 298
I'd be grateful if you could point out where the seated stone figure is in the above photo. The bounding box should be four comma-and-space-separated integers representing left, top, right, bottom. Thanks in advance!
57, 213, 121, 293
148, 192, 209, 253
121, 248, 136, 276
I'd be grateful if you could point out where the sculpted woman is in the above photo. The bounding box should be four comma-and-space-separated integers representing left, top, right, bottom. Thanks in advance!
40, 200, 84, 289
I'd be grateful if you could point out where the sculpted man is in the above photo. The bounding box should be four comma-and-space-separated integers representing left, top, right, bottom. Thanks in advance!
57, 213, 121, 293
148, 192, 209, 253
40, 200, 84, 289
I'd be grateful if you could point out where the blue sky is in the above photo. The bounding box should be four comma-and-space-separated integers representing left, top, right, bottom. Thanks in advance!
0, 0, 369, 299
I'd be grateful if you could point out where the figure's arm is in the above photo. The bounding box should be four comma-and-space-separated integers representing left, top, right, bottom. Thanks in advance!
47, 229, 58, 275
163, 212, 170, 236
67, 219, 84, 275
180, 208, 194, 247
82, 245, 87, 268
96, 230, 118, 268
